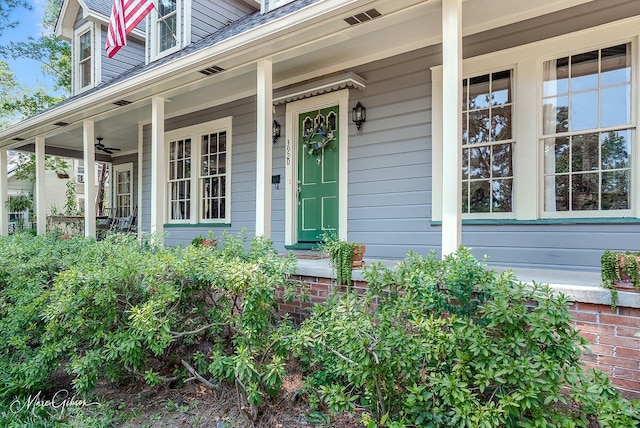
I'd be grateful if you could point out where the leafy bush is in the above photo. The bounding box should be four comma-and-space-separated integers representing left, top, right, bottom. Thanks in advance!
1, 231, 299, 423
294, 248, 640, 427
0, 233, 99, 399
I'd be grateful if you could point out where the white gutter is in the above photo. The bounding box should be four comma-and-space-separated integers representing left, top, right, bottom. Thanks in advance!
0, 0, 373, 145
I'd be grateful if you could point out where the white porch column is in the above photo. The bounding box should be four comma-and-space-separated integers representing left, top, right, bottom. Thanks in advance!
35, 136, 47, 235
255, 60, 273, 238
137, 123, 144, 237
441, 0, 462, 256
0, 148, 7, 236
150, 97, 165, 238
83, 120, 97, 238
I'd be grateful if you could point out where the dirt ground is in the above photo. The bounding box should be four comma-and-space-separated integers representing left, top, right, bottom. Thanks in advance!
83, 371, 362, 428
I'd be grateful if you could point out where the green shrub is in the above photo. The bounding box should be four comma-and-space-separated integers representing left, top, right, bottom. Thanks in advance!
0, 230, 299, 423
294, 248, 640, 427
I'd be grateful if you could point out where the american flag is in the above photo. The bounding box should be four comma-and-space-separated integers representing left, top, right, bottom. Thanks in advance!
106, 0, 155, 58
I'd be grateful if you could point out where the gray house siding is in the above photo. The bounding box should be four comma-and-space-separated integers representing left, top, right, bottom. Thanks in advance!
141, 97, 260, 247
100, 25, 146, 83
450, 0, 640, 272
191, 0, 255, 44
134, 0, 640, 271
462, 223, 640, 272
346, 48, 438, 259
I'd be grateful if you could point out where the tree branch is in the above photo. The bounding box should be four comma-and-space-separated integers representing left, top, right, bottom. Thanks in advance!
181, 359, 218, 389
170, 322, 227, 339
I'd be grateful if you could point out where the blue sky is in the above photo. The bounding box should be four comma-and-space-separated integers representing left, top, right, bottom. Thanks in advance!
1, 0, 58, 93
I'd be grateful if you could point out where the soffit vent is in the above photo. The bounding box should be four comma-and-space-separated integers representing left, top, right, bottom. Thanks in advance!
199, 65, 225, 76
12, 137, 25, 141
344, 8, 382, 26
113, 99, 132, 106
53, 121, 69, 127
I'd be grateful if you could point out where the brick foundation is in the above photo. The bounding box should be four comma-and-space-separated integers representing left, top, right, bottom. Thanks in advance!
280, 275, 640, 398
570, 303, 640, 398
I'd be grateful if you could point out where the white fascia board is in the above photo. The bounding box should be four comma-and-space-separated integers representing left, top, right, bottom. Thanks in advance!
0, 0, 366, 144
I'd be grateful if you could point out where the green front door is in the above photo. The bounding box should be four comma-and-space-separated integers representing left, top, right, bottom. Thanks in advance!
297, 105, 339, 243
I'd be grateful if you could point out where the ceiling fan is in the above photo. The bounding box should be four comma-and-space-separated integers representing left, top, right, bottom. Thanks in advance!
95, 137, 121, 155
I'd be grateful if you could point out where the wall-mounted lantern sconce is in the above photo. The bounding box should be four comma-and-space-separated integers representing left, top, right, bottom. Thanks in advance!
352, 102, 366, 133
272, 174, 281, 190
272, 120, 281, 146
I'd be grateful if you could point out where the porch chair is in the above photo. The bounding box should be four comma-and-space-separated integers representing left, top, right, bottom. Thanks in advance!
109, 206, 137, 234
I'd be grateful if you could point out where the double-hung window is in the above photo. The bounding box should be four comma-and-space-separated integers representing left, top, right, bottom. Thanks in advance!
166, 118, 232, 224
433, 22, 637, 222
462, 70, 514, 214
153, 0, 181, 58
74, 23, 94, 93
542, 44, 632, 214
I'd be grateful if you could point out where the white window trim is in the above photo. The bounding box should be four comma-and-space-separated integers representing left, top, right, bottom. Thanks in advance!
150, 0, 190, 61
432, 18, 640, 221
269, 0, 295, 10
73, 21, 97, 94
165, 117, 232, 225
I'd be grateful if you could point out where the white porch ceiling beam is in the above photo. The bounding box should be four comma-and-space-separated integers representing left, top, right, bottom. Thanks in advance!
256, 60, 273, 238
0, 149, 7, 236
441, 0, 462, 256
83, 120, 97, 238
34, 136, 47, 236
150, 97, 166, 238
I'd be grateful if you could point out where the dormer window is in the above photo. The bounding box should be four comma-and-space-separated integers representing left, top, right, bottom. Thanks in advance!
152, 0, 183, 59
79, 32, 92, 86
74, 22, 96, 93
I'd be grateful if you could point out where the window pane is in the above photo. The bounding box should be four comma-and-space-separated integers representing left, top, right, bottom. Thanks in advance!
468, 109, 490, 144
543, 56, 569, 97
159, 14, 177, 52
570, 91, 598, 131
469, 181, 490, 213
80, 32, 91, 60
543, 137, 570, 174
461, 181, 469, 213
601, 44, 631, 86
600, 85, 631, 127
219, 132, 226, 152
492, 143, 512, 178
571, 173, 598, 210
542, 96, 568, 134
601, 130, 630, 170
492, 179, 513, 212
468, 74, 491, 109
461, 147, 469, 179
491, 106, 511, 141
601, 170, 629, 210
491, 70, 511, 106
571, 133, 599, 172
469, 146, 490, 179
81, 62, 91, 87
158, 0, 177, 15
462, 79, 468, 111
545, 174, 569, 212
462, 113, 468, 145
570, 50, 598, 91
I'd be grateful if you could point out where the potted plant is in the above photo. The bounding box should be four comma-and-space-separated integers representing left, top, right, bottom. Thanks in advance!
5, 193, 33, 231
320, 232, 366, 286
191, 231, 216, 248
601, 250, 640, 291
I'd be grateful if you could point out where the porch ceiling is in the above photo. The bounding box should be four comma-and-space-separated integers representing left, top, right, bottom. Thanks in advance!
1, 0, 595, 154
